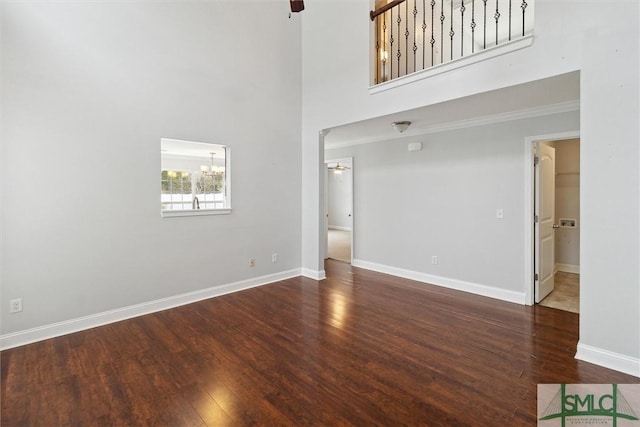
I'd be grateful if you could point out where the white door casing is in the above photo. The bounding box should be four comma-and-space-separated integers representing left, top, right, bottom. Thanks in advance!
324, 164, 329, 259
535, 143, 556, 303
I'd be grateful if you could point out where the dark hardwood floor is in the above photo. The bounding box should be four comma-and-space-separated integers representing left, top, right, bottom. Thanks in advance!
2, 260, 638, 426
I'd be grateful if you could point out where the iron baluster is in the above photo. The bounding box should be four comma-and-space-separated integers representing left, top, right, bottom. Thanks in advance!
494, 0, 500, 45
521, 0, 527, 36
460, 0, 466, 57
508, 0, 512, 40
431, 0, 435, 66
422, 0, 427, 69
405, 1, 409, 75
375, 16, 380, 84
413, 0, 418, 74
390, 9, 394, 79
397, 10, 401, 77
483, 0, 487, 49
471, 0, 476, 53
440, 0, 444, 64
383, 13, 387, 81
449, 0, 454, 60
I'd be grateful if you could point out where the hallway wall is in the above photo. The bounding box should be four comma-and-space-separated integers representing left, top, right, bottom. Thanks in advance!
326, 112, 578, 299
554, 139, 580, 272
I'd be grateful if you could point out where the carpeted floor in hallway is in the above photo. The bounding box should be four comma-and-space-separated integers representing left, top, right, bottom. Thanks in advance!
328, 229, 351, 263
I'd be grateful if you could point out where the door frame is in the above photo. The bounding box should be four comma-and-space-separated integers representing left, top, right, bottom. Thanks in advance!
524, 131, 579, 305
324, 157, 354, 263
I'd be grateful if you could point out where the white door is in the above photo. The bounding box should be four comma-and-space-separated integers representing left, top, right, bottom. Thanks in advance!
535, 143, 556, 303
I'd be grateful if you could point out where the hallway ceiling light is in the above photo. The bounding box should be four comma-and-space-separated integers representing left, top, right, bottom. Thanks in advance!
328, 163, 351, 174
392, 121, 411, 133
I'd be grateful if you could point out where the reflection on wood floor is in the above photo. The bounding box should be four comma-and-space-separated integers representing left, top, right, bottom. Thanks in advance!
539, 272, 579, 313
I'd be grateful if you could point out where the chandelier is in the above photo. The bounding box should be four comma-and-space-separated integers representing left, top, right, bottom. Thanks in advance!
201, 152, 225, 177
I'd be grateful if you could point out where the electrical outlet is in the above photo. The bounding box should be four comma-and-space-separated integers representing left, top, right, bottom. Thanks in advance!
10, 298, 22, 313
271, 253, 278, 263
431, 256, 438, 265
249, 258, 255, 267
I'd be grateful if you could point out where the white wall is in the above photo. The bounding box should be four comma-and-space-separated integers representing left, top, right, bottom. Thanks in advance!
302, 1, 639, 373
327, 168, 352, 230
1, 2, 302, 336
554, 139, 580, 271
327, 112, 579, 295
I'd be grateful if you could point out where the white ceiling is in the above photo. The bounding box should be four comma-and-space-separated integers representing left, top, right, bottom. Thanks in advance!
324, 72, 580, 148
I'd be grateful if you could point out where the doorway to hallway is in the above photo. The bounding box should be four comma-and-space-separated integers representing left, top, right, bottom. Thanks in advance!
325, 157, 353, 264
532, 137, 580, 313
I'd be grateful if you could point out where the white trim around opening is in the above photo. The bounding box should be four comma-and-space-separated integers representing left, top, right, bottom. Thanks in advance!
523, 130, 580, 306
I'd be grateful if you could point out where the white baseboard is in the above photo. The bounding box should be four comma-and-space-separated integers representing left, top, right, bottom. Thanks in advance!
328, 225, 351, 231
0, 268, 302, 351
352, 259, 526, 305
576, 342, 640, 378
556, 263, 580, 274
301, 268, 326, 280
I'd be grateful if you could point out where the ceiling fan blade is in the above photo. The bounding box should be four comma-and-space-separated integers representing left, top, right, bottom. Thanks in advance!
290, 0, 304, 13
327, 162, 351, 170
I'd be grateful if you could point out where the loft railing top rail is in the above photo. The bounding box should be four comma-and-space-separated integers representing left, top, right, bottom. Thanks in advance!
370, 0, 407, 21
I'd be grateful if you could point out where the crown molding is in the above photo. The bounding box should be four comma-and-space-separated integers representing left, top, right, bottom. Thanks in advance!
325, 100, 580, 150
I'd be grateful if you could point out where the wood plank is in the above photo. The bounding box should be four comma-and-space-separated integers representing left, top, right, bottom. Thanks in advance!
1, 259, 638, 426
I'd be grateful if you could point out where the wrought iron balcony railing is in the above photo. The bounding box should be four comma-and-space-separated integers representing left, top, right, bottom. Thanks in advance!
371, 0, 533, 85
